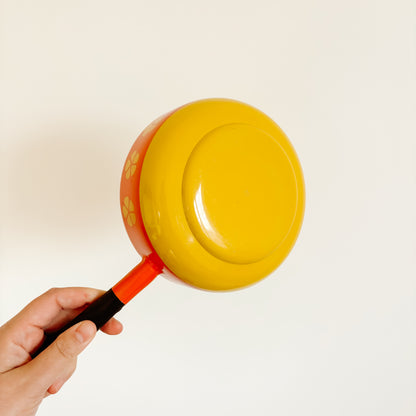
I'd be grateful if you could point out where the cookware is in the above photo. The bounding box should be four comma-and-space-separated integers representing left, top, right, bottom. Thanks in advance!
33, 98, 305, 357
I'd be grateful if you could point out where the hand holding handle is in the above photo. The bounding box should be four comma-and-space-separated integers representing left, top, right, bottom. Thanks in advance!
31, 289, 124, 358
31, 256, 162, 358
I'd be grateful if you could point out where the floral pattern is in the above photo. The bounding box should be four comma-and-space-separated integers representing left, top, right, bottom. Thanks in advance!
122, 196, 136, 226
124, 150, 139, 179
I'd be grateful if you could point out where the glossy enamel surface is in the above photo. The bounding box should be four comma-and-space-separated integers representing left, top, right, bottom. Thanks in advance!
138, 99, 305, 290
182, 123, 297, 265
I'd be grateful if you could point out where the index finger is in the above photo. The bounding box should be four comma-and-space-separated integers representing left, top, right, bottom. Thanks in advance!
14, 287, 106, 329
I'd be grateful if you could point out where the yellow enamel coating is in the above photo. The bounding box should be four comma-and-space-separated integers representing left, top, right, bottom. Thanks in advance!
140, 99, 305, 290
182, 123, 298, 265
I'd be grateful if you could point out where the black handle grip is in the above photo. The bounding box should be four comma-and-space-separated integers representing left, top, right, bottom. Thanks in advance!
31, 289, 124, 359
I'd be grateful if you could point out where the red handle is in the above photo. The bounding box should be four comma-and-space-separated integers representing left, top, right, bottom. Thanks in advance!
112, 255, 163, 304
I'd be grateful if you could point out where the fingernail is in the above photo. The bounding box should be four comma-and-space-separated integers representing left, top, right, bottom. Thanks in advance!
75, 321, 96, 343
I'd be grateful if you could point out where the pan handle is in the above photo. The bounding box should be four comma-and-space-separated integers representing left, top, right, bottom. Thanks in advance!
31, 289, 123, 358
31, 255, 162, 358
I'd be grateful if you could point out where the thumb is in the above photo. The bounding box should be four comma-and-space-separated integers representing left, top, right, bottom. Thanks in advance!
25, 321, 97, 393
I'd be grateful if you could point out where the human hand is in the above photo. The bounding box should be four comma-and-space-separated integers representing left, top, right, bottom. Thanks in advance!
0, 287, 123, 416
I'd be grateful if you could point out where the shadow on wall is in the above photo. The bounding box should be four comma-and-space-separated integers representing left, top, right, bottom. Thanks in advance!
7, 123, 131, 245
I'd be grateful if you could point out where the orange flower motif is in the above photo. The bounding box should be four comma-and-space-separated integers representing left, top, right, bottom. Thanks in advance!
122, 196, 136, 226
125, 150, 139, 179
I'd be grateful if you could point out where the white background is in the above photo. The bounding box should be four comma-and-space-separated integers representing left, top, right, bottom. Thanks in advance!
1, 1, 415, 415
